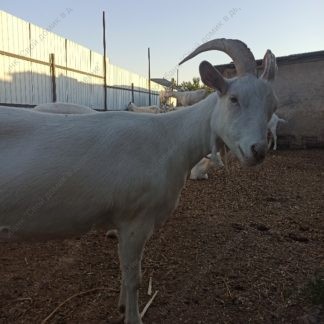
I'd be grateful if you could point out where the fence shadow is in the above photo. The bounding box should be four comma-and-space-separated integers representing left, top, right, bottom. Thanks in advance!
0, 71, 161, 110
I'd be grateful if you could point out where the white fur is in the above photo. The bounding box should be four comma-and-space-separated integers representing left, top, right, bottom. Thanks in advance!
267, 113, 287, 150
127, 102, 160, 114
34, 102, 96, 114
163, 89, 209, 106
190, 153, 223, 180
201, 111, 285, 178
0, 39, 277, 324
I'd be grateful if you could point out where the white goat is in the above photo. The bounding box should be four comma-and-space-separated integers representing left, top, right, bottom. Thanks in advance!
163, 88, 209, 106
267, 113, 287, 150
127, 102, 160, 114
189, 154, 216, 180
0, 38, 278, 324
34, 102, 96, 114
190, 145, 229, 180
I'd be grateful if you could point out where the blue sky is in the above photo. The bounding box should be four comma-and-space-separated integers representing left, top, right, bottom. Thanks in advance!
1, 0, 324, 83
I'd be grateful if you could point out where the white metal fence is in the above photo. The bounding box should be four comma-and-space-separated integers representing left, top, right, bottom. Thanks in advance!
0, 10, 164, 110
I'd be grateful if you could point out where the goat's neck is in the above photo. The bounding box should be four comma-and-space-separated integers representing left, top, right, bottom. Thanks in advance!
163, 92, 218, 171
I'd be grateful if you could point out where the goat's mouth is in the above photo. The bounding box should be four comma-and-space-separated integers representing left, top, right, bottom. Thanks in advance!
237, 145, 263, 167
243, 158, 261, 167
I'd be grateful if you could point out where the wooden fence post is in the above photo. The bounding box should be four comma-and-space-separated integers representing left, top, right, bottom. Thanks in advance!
131, 83, 134, 103
50, 53, 57, 102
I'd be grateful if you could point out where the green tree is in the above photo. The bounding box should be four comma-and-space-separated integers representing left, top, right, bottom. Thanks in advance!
180, 77, 211, 92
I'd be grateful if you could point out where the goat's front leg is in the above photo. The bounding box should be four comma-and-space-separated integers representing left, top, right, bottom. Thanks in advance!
211, 141, 224, 167
211, 135, 229, 168
273, 134, 277, 150
267, 131, 273, 150
267, 137, 272, 150
118, 221, 153, 324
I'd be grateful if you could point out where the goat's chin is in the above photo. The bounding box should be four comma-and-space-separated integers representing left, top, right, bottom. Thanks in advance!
241, 156, 265, 167
233, 146, 266, 167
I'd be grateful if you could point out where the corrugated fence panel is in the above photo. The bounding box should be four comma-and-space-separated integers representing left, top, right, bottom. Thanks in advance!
0, 11, 34, 104
65, 40, 94, 107
29, 24, 53, 104
47, 36, 68, 104
107, 64, 131, 110
89, 51, 104, 109
106, 63, 164, 109
0, 10, 165, 109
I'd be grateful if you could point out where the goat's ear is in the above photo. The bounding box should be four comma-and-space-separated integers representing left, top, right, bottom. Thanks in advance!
260, 50, 277, 82
199, 60, 228, 95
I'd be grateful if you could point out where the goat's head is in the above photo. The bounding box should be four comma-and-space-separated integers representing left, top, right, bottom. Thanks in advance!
179, 39, 278, 166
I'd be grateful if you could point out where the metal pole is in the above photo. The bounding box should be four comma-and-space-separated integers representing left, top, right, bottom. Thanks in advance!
102, 11, 107, 111
148, 47, 151, 105
177, 68, 179, 86
131, 82, 134, 103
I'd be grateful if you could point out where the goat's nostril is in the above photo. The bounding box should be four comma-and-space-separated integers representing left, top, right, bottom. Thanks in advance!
251, 144, 266, 161
251, 144, 259, 158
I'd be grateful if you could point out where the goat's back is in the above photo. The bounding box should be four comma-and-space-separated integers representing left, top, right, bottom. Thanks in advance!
0, 107, 184, 241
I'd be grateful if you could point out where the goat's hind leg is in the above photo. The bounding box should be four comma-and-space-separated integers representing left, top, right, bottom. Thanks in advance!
117, 220, 153, 324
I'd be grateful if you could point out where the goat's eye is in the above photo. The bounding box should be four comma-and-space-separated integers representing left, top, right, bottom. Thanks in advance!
230, 96, 238, 104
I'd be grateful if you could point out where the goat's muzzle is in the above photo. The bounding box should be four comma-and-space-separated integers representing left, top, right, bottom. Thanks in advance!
250, 142, 267, 164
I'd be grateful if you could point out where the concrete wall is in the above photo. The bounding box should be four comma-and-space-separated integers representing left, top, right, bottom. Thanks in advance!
272, 60, 324, 148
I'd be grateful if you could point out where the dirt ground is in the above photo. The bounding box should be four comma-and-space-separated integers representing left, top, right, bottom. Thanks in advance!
1, 150, 323, 324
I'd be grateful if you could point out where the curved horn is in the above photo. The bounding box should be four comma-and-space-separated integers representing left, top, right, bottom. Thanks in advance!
179, 38, 256, 76
260, 49, 277, 81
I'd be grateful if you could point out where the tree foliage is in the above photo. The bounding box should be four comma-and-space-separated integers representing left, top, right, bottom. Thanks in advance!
179, 77, 211, 92
180, 77, 200, 91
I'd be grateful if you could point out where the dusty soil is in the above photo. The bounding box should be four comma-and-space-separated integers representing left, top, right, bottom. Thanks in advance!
1, 150, 323, 324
